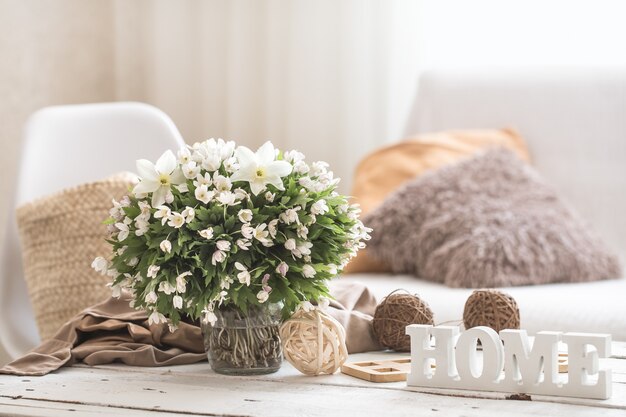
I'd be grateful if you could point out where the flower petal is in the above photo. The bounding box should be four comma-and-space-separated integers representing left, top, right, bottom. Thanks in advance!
170, 167, 186, 185
256, 141, 276, 164
136, 159, 159, 181
151, 186, 168, 207
234, 146, 257, 167
264, 175, 285, 191
229, 164, 256, 183
266, 160, 293, 178
155, 150, 178, 174
249, 180, 266, 195
133, 179, 160, 195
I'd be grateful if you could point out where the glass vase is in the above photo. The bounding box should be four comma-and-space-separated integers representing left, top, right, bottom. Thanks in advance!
201, 302, 283, 375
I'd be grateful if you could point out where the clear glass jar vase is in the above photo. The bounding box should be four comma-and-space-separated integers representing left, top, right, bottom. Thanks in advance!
201, 302, 283, 375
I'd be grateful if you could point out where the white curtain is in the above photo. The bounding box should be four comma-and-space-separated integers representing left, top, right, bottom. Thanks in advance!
113, 0, 423, 193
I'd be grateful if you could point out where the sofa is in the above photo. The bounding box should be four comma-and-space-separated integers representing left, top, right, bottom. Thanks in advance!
335, 69, 626, 340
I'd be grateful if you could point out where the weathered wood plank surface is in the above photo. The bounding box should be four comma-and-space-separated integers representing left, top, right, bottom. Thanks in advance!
1, 343, 625, 417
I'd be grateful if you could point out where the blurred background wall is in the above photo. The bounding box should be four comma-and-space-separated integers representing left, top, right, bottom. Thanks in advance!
2, 0, 626, 363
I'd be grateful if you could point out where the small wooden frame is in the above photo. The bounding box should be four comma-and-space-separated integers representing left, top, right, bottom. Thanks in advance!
341, 358, 413, 382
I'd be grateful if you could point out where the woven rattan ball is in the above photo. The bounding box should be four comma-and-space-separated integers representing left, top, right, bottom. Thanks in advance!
280, 308, 348, 375
372, 291, 434, 352
463, 289, 520, 332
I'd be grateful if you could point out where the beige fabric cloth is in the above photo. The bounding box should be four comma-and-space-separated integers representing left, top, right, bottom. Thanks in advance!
1, 282, 380, 376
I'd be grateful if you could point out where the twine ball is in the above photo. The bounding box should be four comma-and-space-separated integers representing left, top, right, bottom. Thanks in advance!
372, 291, 434, 352
280, 308, 348, 375
463, 289, 520, 332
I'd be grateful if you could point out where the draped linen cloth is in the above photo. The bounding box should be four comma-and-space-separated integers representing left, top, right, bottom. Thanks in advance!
1, 281, 380, 376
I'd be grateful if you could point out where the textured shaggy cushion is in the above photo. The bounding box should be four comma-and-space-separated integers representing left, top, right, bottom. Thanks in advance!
344, 128, 530, 274
364, 148, 622, 288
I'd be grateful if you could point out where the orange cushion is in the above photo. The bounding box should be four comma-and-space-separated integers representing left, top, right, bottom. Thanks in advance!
344, 128, 531, 274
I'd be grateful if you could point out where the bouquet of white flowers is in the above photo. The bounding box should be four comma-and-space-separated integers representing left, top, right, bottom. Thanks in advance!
93, 139, 370, 336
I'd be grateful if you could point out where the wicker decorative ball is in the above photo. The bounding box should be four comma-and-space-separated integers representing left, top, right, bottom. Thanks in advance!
280, 308, 348, 375
463, 289, 520, 332
372, 291, 434, 352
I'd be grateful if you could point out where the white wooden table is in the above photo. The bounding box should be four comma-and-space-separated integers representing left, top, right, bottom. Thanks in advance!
2, 343, 626, 417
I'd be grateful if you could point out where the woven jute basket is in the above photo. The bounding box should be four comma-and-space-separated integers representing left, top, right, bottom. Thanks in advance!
16, 173, 136, 340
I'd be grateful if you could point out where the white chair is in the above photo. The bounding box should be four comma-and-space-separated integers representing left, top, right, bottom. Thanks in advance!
0, 102, 186, 359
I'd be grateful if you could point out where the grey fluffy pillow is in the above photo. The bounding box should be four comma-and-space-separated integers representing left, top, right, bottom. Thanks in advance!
364, 148, 622, 288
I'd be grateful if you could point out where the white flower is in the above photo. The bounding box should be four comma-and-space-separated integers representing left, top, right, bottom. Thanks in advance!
148, 310, 167, 325
318, 297, 330, 309
115, 222, 130, 241
279, 207, 300, 224
178, 147, 192, 165
297, 241, 313, 257
253, 223, 271, 245
230, 141, 293, 195
154, 205, 171, 225
193, 172, 212, 188
223, 156, 239, 173
212, 250, 226, 265
238, 209, 253, 223
236, 238, 251, 250
147, 265, 160, 278
284, 238, 297, 251
167, 212, 185, 228
216, 240, 231, 251
301, 301, 314, 312
235, 262, 251, 286
182, 161, 200, 179
158, 281, 176, 295
241, 224, 254, 239
195, 185, 214, 204
217, 191, 239, 206
284, 150, 305, 163
127, 257, 139, 267
107, 283, 122, 299
176, 272, 192, 293
145, 291, 158, 304
310, 161, 330, 177
202, 309, 217, 326
233, 188, 248, 201
134, 219, 149, 237
168, 323, 178, 333
213, 173, 232, 192
91, 257, 109, 275
217, 290, 228, 306
173, 295, 183, 309
176, 183, 189, 193
257, 290, 269, 303
133, 150, 186, 207
297, 224, 308, 239
220, 275, 234, 289
327, 264, 338, 275
264, 191, 275, 202
310, 199, 329, 215
199, 227, 214, 239
181, 206, 195, 223
194, 138, 235, 171
302, 264, 316, 278
159, 239, 172, 253
276, 261, 289, 277
293, 160, 310, 175
268, 219, 279, 238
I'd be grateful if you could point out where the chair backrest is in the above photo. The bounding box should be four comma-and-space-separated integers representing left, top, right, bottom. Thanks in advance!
0, 102, 186, 359
405, 69, 626, 259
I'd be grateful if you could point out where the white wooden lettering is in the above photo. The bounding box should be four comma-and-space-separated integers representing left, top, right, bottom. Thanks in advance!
406, 325, 612, 400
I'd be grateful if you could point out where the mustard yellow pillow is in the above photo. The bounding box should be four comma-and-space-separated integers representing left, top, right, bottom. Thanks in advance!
344, 129, 530, 274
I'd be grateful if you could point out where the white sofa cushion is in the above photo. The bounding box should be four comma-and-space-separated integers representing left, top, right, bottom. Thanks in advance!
404, 69, 626, 261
